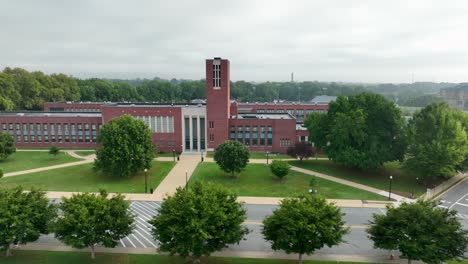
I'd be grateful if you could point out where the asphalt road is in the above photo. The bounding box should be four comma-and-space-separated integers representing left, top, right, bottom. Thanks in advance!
438, 178, 468, 220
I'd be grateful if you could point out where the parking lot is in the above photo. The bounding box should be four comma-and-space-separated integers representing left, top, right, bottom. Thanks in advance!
438, 178, 468, 222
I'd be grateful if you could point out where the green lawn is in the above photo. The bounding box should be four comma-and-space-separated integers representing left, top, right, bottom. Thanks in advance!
0, 152, 81, 173
190, 163, 386, 200
0, 161, 175, 193
0, 250, 383, 264
289, 160, 427, 197
206, 151, 290, 159
73, 151, 95, 157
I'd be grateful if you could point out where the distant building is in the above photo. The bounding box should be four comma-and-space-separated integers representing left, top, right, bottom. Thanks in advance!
439, 83, 468, 110
0, 58, 332, 153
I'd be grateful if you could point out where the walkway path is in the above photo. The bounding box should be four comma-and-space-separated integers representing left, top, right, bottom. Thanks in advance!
152, 154, 201, 200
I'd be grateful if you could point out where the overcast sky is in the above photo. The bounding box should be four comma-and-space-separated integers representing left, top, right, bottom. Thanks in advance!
1, 0, 468, 83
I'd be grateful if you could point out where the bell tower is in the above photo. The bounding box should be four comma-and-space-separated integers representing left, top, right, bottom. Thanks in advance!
206, 57, 230, 150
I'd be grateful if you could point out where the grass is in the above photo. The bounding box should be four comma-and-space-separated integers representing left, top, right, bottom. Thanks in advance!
0, 250, 384, 264
73, 150, 95, 157
0, 152, 81, 173
190, 163, 386, 200
0, 161, 175, 193
157, 152, 178, 158
206, 151, 290, 159
289, 160, 428, 197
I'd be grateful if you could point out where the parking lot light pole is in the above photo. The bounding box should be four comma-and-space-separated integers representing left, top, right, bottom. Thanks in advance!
412, 177, 419, 198
388, 175, 393, 201
185, 170, 188, 190
266, 151, 270, 165
144, 168, 148, 194
173, 149, 176, 162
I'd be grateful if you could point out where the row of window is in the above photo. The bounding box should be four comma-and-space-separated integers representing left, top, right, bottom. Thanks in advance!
1, 122, 99, 144
134, 116, 175, 133
213, 61, 221, 88
230, 125, 273, 146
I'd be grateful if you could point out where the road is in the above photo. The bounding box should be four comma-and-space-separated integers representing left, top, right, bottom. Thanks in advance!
39, 186, 468, 257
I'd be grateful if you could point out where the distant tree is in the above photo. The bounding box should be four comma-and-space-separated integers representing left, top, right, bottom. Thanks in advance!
262, 195, 349, 264
404, 103, 468, 179
0, 132, 16, 161
305, 93, 407, 170
0, 187, 56, 257
54, 191, 134, 259
270, 160, 290, 180
48, 145, 60, 159
149, 182, 249, 263
94, 115, 155, 177
367, 200, 468, 264
287, 142, 313, 163
214, 140, 250, 176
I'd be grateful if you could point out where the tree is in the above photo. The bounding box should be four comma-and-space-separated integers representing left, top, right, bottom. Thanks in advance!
305, 112, 328, 152
262, 195, 349, 264
0, 169, 3, 178
286, 141, 313, 163
367, 200, 468, 264
0, 187, 56, 256
54, 190, 134, 259
94, 115, 155, 177
305, 93, 407, 170
404, 103, 468, 179
213, 140, 250, 176
0, 132, 15, 161
149, 182, 249, 263
48, 145, 60, 159
270, 160, 290, 180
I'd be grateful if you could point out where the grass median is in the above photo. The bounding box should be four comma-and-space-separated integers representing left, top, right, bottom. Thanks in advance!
0, 161, 175, 193
189, 162, 386, 200
289, 160, 427, 197
0, 151, 81, 173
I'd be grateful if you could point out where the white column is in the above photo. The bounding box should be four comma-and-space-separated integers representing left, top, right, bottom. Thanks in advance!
189, 115, 193, 151
197, 115, 201, 152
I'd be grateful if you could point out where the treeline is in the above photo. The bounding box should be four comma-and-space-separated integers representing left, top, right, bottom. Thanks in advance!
0, 67, 455, 110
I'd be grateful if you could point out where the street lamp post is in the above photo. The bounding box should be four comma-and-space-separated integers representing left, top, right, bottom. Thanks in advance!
388, 175, 393, 201
412, 177, 419, 198
185, 170, 188, 190
173, 149, 176, 162
201, 151, 204, 162
266, 151, 270, 165
144, 168, 148, 194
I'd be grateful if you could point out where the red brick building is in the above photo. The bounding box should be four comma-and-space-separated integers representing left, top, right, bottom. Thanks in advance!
0, 58, 331, 153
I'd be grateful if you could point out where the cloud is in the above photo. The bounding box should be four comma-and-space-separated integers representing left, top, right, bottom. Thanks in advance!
1, 0, 467, 83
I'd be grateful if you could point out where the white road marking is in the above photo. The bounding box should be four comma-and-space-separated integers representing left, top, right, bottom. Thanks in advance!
455, 202, 468, 207
131, 234, 147, 248
441, 200, 446, 203
378, 208, 386, 214
120, 239, 126, 248
134, 229, 158, 248
136, 222, 153, 236
125, 237, 137, 248
132, 203, 157, 216
131, 208, 153, 221
449, 192, 468, 209
438, 205, 448, 208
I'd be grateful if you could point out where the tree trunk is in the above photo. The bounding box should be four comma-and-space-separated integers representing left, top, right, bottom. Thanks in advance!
298, 253, 303, 264
5, 244, 12, 257
90, 244, 96, 259
407, 258, 411, 264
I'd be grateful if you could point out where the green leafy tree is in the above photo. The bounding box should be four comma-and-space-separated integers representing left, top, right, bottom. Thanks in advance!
305, 112, 328, 151
48, 145, 60, 159
95, 115, 155, 177
262, 195, 349, 264
367, 200, 468, 264
149, 182, 249, 263
0, 132, 16, 161
306, 93, 407, 170
404, 103, 468, 179
54, 190, 134, 259
0, 187, 56, 256
0, 169, 3, 178
286, 141, 313, 163
214, 140, 250, 176
270, 160, 290, 180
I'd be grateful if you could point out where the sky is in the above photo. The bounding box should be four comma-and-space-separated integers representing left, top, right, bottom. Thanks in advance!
1, 0, 468, 83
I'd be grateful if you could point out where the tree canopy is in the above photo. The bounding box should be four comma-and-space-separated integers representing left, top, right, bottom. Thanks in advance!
94, 115, 155, 177
213, 140, 250, 176
0, 187, 56, 257
286, 141, 314, 162
0, 132, 15, 161
367, 200, 468, 264
149, 182, 249, 262
262, 195, 348, 264
54, 190, 134, 259
306, 93, 407, 170
270, 160, 290, 180
404, 102, 468, 179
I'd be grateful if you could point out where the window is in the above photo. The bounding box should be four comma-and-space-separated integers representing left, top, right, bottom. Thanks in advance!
29, 123, 35, 136
297, 110, 304, 122
209, 134, 214, 141
1, 123, 6, 132
230, 125, 235, 140
212, 60, 221, 88
8, 123, 13, 135
64, 123, 69, 142
245, 126, 251, 145
209, 121, 214, 129
267, 126, 273, 146
85, 123, 90, 142
280, 139, 291, 148
252, 126, 258, 146
260, 126, 265, 146
257, 109, 265, 113
267, 109, 274, 113
277, 109, 284, 113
